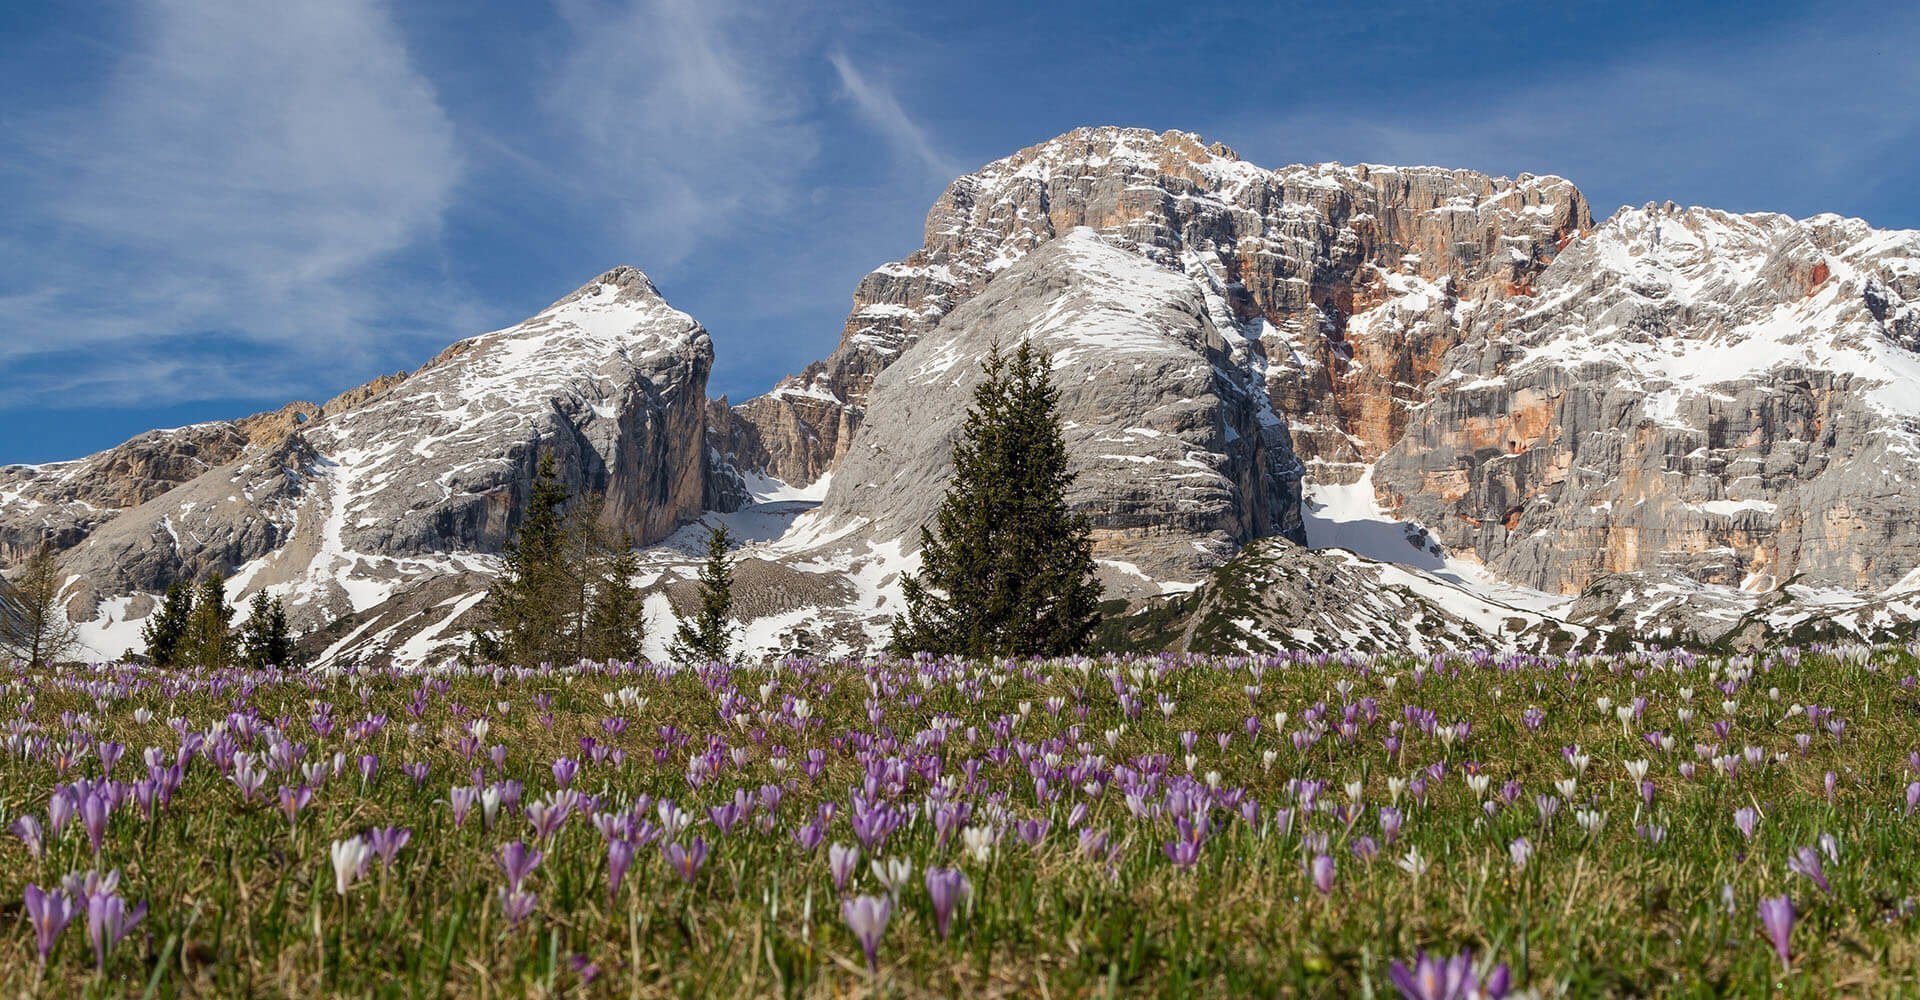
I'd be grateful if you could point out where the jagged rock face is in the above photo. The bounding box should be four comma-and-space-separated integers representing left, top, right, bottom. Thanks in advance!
60, 433, 321, 611
0, 423, 251, 564
1564, 569, 1920, 651
819, 230, 1304, 585
302, 266, 714, 557
1093, 538, 1569, 657
733, 126, 1591, 486
57, 266, 720, 626
1373, 205, 1920, 594
0, 378, 409, 574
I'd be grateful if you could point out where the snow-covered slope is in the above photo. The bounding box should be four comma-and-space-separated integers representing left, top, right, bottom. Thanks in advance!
1377, 203, 1920, 595
56, 266, 725, 660
820, 228, 1302, 592
14, 127, 1920, 665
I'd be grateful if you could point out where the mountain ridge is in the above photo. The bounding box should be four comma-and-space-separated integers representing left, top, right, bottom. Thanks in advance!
5, 125, 1919, 663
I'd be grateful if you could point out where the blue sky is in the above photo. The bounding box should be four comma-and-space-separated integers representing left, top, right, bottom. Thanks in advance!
3, 0, 1917, 464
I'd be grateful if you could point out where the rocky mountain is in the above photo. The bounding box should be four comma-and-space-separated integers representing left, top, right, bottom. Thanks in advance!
716, 127, 1920, 653
1374, 205, 1920, 595
819, 228, 1303, 593
730, 126, 1591, 488
8, 266, 727, 657
5, 125, 1920, 664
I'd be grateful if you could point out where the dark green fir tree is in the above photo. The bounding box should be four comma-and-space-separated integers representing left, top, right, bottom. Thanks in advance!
671, 525, 736, 664
240, 591, 297, 668
142, 580, 195, 667
470, 452, 574, 666
586, 535, 646, 662
183, 572, 235, 668
890, 340, 1102, 658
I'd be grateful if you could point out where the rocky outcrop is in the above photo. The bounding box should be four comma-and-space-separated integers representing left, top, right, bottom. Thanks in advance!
57, 265, 722, 629
0, 423, 251, 564
731, 126, 1590, 486
0, 372, 411, 571
16, 125, 1920, 665
1564, 568, 1920, 651
1373, 205, 1920, 594
1091, 538, 1576, 657
819, 230, 1305, 587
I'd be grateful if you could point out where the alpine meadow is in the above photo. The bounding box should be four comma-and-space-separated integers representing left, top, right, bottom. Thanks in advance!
5, 2, 1920, 997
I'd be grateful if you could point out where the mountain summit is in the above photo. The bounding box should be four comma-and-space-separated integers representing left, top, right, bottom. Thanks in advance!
6, 126, 1919, 661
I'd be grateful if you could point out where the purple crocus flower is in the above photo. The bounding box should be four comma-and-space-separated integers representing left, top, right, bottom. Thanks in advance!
276, 785, 312, 826
11, 814, 46, 858
1758, 895, 1795, 964
97, 741, 125, 777
841, 894, 892, 971
664, 838, 708, 884
1379, 806, 1404, 845
829, 843, 860, 892
1311, 854, 1337, 896
552, 757, 579, 789
1164, 837, 1202, 870
1787, 846, 1830, 893
366, 826, 412, 867
63, 868, 120, 901
924, 868, 969, 941
448, 786, 477, 827
497, 841, 543, 893
1906, 781, 1920, 817
85, 892, 147, 973
49, 794, 75, 837
607, 839, 635, 899
23, 884, 77, 962
498, 888, 538, 928
1388, 950, 1508, 1000
1733, 807, 1759, 841
79, 792, 111, 855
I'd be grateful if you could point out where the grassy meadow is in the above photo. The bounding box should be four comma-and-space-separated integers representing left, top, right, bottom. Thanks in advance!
3, 644, 1919, 996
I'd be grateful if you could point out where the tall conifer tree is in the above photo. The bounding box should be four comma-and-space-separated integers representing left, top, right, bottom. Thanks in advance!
183, 572, 235, 668
143, 581, 194, 668
0, 544, 80, 666
240, 592, 297, 668
470, 452, 573, 665
671, 525, 736, 664
890, 340, 1102, 657
586, 535, 646, 662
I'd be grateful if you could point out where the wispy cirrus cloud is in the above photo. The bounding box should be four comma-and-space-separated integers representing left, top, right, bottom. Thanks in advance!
828, 51, 958, 182
0, 0, 464, 407
544, 0, 827, 268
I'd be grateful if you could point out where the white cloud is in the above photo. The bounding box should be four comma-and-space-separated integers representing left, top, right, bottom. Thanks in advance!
546, 0, 825, 267
0, 0, 463, 401
828, 51, 957, 181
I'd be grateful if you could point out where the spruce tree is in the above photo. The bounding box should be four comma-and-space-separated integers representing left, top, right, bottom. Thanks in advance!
470, 452, 574, 665
890, 340, 1103, 658
0, 543, 80, 666
143, 580, 194, 668
240, 592, 297, 668
586, 535, 646, 662
183, 572, 235, 668
671, 525, 736, 664
559, 494, 608, 664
